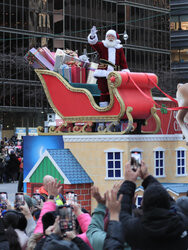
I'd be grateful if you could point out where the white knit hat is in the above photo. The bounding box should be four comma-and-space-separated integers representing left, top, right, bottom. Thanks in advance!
106, 29, 117, 39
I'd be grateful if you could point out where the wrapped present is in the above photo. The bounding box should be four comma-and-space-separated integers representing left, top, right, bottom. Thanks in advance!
25, 48, 54, 70
71, 66, 86, 83
86, 62, 98, 84
59, 64, 72, 83
38, 47, 55, 66
24, 53, 42, 69
54, 55, 64, 72
63, 49, 78, 58
54, 49, 66, 72
54, 49, 79, 72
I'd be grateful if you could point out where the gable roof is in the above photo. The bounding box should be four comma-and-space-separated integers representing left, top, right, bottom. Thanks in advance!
136, 183, 188, 195
24, 148, 93, 184
162, 183, 188, 195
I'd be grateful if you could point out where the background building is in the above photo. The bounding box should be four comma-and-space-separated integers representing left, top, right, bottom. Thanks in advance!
0, 0, 171, 138
171, 0, 188, 84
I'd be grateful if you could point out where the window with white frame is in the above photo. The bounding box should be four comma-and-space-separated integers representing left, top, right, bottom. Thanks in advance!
154, 148, 165, 177
105, 149, 123, 179
176, 148, 186, 176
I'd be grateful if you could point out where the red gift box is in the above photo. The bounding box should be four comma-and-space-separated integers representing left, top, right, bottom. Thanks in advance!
38, 47, 55, 66
71, 66, 86, 83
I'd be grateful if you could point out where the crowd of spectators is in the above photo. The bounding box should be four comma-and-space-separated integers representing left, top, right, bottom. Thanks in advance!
0, 136, 23, 188
0, 159, 187, 249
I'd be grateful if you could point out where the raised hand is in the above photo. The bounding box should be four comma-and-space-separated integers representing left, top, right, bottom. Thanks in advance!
124, 161, 140, 183
45, 216, 61, 236
139, 161, 149, 180
20, 201, 32, 219
91, 26, 98, 37
106, 189, 123, 221
72, 202, 82, 217
91, 186, 106, 205
47, 179, 62, 197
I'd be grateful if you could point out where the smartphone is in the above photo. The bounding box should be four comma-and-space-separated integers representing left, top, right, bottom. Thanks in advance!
66, 191, 77, 205
0, 192, 7, 202
15, 192, 25, 210
58, 205, 74, 233
0, 192, 8, 210
32, 193, 41, 205
131, 152, 141, 171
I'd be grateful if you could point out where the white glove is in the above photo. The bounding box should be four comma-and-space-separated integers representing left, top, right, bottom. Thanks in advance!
91, 26, 98, 37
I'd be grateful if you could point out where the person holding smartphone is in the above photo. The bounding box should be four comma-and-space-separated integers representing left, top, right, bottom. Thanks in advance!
118, 161, 188, 250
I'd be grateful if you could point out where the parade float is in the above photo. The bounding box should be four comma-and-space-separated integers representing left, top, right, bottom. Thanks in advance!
24, 46, 188, 211
26, 47, 164, 135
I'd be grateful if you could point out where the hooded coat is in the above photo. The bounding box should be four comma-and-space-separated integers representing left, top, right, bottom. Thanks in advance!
119, 175, 188, 250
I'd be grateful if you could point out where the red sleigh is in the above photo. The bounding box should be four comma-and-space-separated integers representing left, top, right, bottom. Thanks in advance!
35, 69, 161, 134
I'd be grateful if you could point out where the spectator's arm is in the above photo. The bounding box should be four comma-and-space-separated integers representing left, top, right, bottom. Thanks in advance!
142, 174, 161, 189
20, 202, 36, 237
103, 187, 125, 250
26, 217, 36, 237
34, 179, 62, 234
77, 213, 91, 233
86, 203, 107, 250
34, 200, 56, 234
140, 162, 175, 203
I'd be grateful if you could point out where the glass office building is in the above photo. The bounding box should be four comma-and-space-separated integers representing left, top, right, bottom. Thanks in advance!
171, 0, 188, 84
0, 0, 170, 133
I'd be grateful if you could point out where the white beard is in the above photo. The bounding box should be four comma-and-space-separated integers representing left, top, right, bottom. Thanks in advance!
102, 38, 122, 49
104, 39, 117, 48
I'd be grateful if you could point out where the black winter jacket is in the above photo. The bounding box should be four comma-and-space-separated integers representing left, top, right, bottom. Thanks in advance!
119, 175, 188, 250
103, 221, 124, 250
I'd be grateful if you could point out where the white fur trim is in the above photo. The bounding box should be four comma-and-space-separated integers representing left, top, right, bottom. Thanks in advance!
94, 69, 113, 79
121, 69, 130, 72
106, 30, 116, 39
93, 69, 108, 78
108, 47, 115, 71
88, 33, 98, 45
102, 40, 122, 49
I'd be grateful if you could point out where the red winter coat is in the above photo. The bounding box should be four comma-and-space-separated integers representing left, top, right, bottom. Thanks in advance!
91, 42, 128, 70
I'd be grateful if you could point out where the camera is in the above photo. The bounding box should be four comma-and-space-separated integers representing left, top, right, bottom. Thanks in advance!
131, 152, 141, 171
58, 205, 74, 233
66, 191, 77, 205
0, 192, 7, 210
14, 193, 25, 210
32, 193, 41, 205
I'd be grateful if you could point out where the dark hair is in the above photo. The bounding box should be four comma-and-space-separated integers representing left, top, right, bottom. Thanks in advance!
42, 211, 57, 234
3, 210, 27, 250
3, 210, 27, 231
5, 226, 21, 250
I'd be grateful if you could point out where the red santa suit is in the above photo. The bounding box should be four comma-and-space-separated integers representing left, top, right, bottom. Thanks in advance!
88, 29, 128, 103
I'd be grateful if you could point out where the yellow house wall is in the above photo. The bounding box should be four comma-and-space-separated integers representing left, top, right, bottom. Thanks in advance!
64, 135, 188, 211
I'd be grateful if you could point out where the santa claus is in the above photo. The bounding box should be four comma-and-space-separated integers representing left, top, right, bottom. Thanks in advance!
88, 26, 129, 107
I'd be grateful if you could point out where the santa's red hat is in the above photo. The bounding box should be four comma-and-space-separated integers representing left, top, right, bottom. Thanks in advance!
106, 29, 117, 39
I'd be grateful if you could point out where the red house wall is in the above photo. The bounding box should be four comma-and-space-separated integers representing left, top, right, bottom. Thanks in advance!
26, 182, 92, 213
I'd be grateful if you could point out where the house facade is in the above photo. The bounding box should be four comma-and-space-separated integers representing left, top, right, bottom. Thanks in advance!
63, 134, 188, 210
